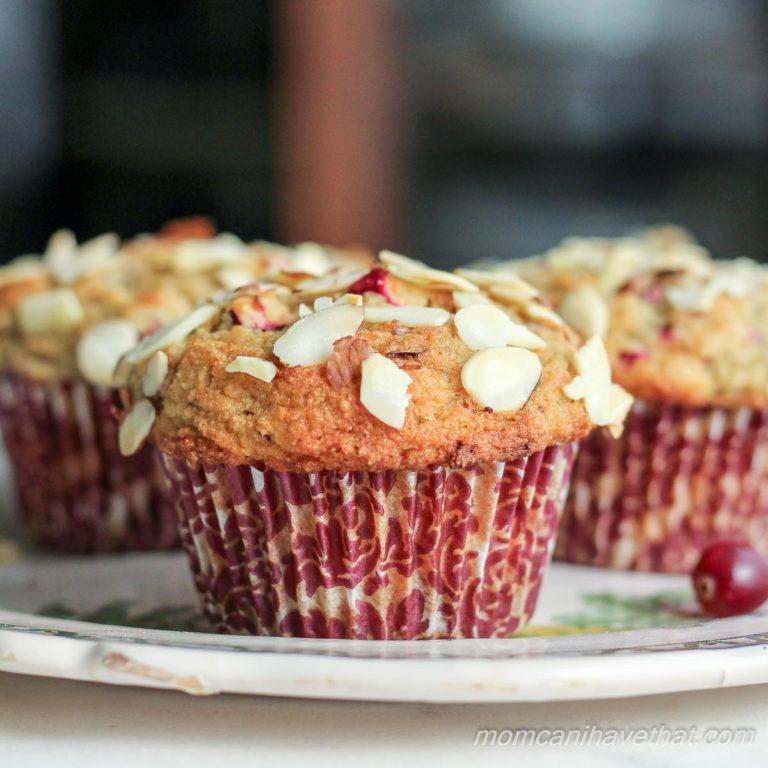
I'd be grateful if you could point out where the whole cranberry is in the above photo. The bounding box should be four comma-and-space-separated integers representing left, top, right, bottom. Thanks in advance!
692, 542, 768, 617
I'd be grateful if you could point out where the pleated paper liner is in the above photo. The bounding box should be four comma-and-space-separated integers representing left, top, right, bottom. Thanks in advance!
161, 442, 577, 639
0, 373, 178, 553
557, 401, 768, 572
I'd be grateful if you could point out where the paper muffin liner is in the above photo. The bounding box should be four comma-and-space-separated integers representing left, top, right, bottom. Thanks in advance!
0, 373, 178, 552
557, 400, 768, 573
160, 443, 577, 640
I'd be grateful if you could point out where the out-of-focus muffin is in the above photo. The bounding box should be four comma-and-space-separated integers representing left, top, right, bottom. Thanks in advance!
488, 227, 768, 572
0, 219, 368, 552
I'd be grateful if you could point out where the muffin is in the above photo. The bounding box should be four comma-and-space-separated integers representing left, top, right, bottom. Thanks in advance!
118, 251, 630, 639
0, 219, 366, 552
489, 227, 768, 572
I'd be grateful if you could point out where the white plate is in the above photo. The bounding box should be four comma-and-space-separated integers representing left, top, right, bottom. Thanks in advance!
1, 550, 767, 702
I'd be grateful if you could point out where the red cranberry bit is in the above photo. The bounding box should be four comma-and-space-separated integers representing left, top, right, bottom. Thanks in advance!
692, 542, 768, 617
659, 324, 676, 342
229, 296, 285, 330
348, 268, 400, 305
618, 349, 650, 367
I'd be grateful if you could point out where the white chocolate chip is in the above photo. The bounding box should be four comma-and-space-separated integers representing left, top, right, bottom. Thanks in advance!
453, 291, 491, 309
454, 304, 545, 350
557, 286, 610, 339
118, 399, 156, 456
455, 267, 539, 298
273, 303, 364, 366
121, 303, 219, 366
76, 319, 139, 387
18, 288, 85, 335
363, 305, 450, 327
379, 250, 478, 292
461, 347, 542, 412
564, 336, 633, 430
142, 350, 169, 396
359, 352, 412, 429
224, 355, 277, 382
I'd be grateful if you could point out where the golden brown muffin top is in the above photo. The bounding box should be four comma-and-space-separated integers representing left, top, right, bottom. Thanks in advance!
492, 227, 768, 409
117, 251, 632, 471
0, 219, 369, 384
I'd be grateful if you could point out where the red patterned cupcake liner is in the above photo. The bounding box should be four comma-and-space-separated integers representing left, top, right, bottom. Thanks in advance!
557, 401, 768, 572
160, 443, 577, 639
0, 374, 178, 553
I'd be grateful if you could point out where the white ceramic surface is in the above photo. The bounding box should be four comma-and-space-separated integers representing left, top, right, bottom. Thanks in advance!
0, 551, 767, 702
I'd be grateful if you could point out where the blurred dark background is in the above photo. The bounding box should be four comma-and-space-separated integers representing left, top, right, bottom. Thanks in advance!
2, 0, 767, 265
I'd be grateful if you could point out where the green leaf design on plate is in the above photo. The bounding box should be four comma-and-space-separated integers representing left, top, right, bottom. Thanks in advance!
551, 590, 697, 631
38, 600, 208, 632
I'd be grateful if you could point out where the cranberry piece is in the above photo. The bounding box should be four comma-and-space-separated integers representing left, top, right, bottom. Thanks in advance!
229, 296, 285, 330
659, 324, 676, 342
618, 349, 650, 367
348, 268, 400, 305
692, 542, 768, 617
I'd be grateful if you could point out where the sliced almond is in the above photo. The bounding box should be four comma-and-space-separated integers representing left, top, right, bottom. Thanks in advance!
296, 269, 368, 297
18, 288, 85, 335
216, 266, 258, 291
491, 287, 566, 329
521, 301, 565, 328
563, 336, 631, 428
598, 241, 646, 293
224, 355, 277, 382
379, 250, 478, 293
0, 257, 50, 285
453, 291, 491, 309
665, 282, 711, 312
364, 305, 450, 327
122, 303, 219, 366
545, 238, 608, 272
43, 231, 119, 284
273, 303, 364, 366
334, 293, 364, 307
172, 234, 248, 273
142, 350, 169, 396
461, 347, 542, 412
455, 267, 539, 298
557, 286, 609, 338
76, 319, 140, 387
607, 384, 634, 437
291, 242, 333, 276
298, 303, 313, 318
454, 304, 545, 350
118, 399, 156, 456
360, 352, 412, 429
314, 296, 334, 312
